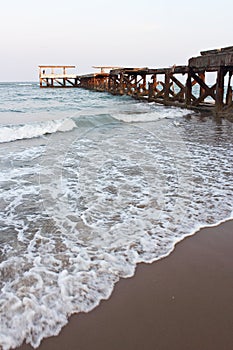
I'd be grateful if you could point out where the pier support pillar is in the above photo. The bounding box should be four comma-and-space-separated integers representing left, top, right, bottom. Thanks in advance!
226, 71, 233, 105
216, 67, 225, 111
164, 72, 170, 103
186, 71, 192, 106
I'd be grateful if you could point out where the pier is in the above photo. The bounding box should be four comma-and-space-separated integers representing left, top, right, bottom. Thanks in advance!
38, 46, 233, 115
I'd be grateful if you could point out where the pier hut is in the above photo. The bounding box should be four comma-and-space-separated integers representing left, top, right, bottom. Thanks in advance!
39, 65, 79, 88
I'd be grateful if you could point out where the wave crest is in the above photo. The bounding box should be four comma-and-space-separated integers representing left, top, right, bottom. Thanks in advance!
0, 118, 76, 143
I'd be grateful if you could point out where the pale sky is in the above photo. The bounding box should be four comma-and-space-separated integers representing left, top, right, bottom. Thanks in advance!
1, 0, 233, 81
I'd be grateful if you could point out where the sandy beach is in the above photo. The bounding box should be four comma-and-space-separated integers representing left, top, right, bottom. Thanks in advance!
16, 219, 233, 350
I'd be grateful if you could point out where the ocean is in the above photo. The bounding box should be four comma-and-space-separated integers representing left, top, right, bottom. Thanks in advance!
0, 82, 232, 349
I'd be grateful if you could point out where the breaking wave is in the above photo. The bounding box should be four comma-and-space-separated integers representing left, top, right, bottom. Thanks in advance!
0, 118, 76, 143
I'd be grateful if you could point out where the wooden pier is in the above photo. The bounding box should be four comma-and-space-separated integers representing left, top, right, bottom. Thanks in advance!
39, 46, 233, 114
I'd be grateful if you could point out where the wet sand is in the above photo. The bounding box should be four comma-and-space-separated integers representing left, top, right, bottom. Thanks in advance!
17, 220, 233, 350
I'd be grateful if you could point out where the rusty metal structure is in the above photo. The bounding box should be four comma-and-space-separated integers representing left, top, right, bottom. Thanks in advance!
39, 46, 233, 114
78, 72, 109, 91
78, 66, 121, 91
188, 47, 233, 113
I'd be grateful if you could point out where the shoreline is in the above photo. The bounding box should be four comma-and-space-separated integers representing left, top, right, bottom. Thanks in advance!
16, 219, 233, 350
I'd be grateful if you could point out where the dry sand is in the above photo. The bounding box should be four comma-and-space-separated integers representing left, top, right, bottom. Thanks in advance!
17, 220, 233, 350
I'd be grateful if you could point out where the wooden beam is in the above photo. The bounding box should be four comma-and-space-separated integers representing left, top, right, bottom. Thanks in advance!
54, 79, 64, 86
200, 46, 233, 56
215, 67, 225, 110
226, 71, 233, 105
189, 69, 216, 100
189, 53, 233, 70
192, 83, 217, 106
164, 72, 170, 101
186, 72, 192, 105
198, 72, 206, 98
38, 65, 75, 68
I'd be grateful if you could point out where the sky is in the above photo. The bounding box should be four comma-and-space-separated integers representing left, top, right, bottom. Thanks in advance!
1, 0, 233, 81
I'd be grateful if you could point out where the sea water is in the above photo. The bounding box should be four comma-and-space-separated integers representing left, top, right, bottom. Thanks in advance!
0, 82, 232, 349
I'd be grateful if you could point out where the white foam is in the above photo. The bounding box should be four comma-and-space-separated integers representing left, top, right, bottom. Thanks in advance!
113, 103, 193, 123
0, 118, 76, 143
0, 103, 232, 349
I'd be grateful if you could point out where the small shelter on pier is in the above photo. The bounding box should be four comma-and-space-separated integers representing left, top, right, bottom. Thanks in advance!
92, 66, 122, 73
38, 65, 79, 88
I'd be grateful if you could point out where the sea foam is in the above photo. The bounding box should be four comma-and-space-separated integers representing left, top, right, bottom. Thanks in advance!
0, 113, 232, 349
0, 118, 76, 143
